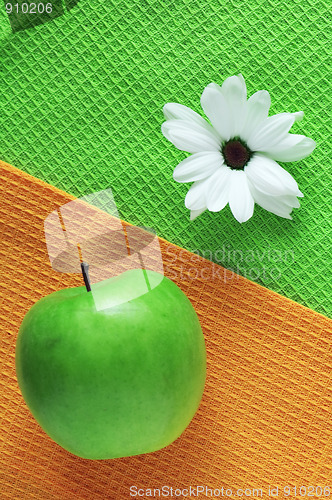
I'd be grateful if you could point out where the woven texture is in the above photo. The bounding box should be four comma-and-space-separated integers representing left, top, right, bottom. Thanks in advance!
1, 161, 331, 498
0, 0, 331, 317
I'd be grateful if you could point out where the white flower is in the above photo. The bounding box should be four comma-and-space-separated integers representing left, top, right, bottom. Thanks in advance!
161, 74, 316, 223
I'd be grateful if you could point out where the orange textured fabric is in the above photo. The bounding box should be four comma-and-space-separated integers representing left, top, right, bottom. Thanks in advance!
0, 161, 331, 499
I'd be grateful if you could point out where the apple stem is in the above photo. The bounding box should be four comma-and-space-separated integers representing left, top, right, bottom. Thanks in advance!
81, 262, 92, 292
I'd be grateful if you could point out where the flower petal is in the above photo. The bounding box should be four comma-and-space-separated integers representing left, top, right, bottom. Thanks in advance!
245, 154, 301, 196
262, 134, 316, 162
240, 90, 271, 143
220, 74, 247, 138
200, 84, 232, 141
206, 166, 232, 212
247, 113, 296, 151
293, 111, 304, 122
173, 152, 224, 183
282, 195, 301, 208
163, 102, 213, 129
221, 74, 247, 102
190, 207, 206, 220
228, 170, 254, 223
184, 176, 212, 210
249, 185, 296, 219
162, 119, 221, 153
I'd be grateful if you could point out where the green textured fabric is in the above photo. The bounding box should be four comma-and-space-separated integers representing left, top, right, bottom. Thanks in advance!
0, 0, 330, 316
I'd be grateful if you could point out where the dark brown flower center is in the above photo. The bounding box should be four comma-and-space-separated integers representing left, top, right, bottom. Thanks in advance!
222, 139, 251, 169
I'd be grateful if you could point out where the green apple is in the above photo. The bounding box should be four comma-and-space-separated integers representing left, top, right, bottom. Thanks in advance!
15, 269, 206, 459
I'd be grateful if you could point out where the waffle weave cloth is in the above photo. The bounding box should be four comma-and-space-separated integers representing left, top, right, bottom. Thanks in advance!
0, 161, 331, 499
0, 0, 330, 316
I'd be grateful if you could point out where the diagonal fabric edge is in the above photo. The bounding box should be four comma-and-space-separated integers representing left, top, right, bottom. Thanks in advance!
1, 159, 329, 321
